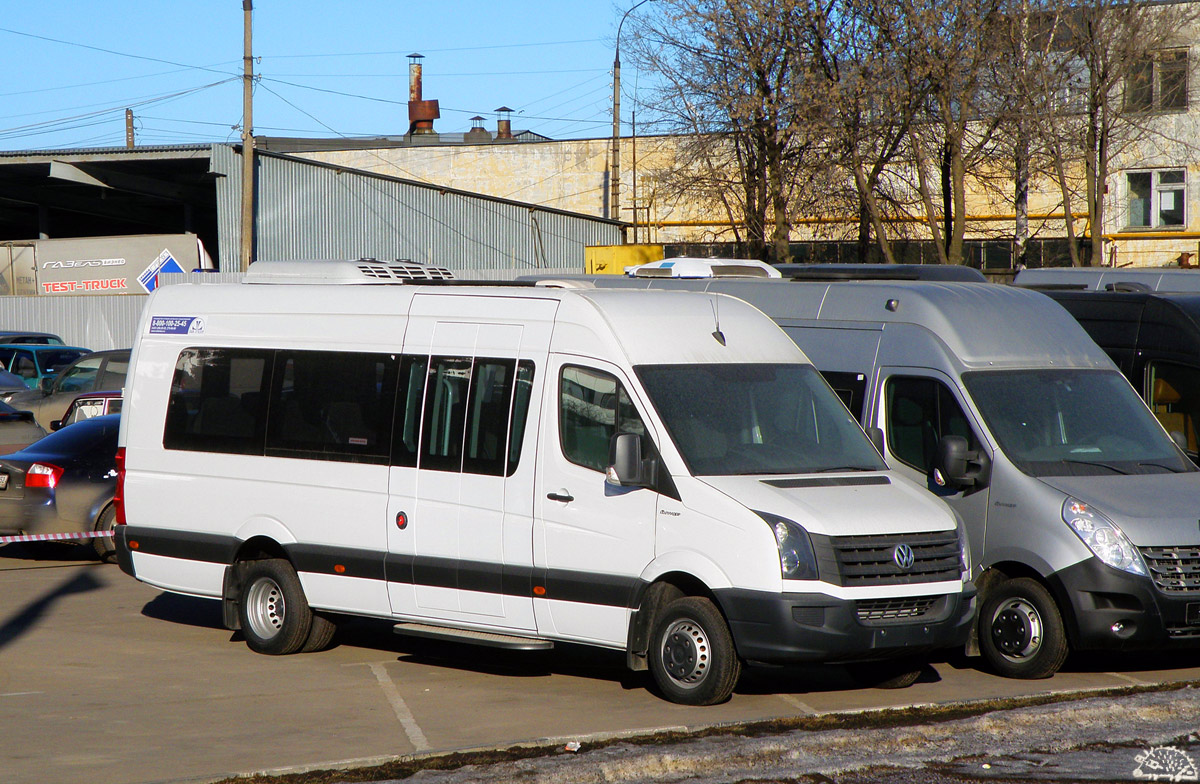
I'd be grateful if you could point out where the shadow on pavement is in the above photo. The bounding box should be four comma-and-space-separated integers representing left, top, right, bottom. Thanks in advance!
140, 592, 226, 629
0, 568, 103, 650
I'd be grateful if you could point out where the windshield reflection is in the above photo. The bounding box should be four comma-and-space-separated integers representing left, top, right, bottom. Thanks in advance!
963, 369, 1193, 477
637, 363, 886, 476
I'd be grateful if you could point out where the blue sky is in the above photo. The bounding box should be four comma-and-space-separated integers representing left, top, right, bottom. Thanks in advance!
0, 1, 644, 151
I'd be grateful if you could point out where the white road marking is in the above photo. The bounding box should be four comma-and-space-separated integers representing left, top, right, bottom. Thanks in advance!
1106, 671, 1146, 686
367, 662, 430, 752
1, 692, 42, 697
777, 693, 818, 714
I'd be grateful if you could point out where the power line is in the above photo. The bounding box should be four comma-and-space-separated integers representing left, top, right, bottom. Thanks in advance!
0, 27, 238, 77
263, 38, 604, 59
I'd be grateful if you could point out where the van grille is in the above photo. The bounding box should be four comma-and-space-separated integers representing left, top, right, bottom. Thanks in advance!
824, 531, 961, 587
855, 596, 939, 623
1140, 546, 1200, 593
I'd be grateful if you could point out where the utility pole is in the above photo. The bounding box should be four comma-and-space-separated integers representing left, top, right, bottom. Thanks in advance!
239, 0, 255, 272
611, 0, 653, 224
125, 109, 135, 149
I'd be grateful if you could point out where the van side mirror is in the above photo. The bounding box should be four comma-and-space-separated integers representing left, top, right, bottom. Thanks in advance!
932, 435, 991, 490
607, 433, 657, 488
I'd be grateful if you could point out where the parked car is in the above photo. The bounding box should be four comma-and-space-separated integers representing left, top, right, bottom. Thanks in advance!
0, 368, 27, 394
0, 414, 120, 561
0, 331, 65, 345
51, 391, 122, 431
4, 348, 128, 431
0, 345, 91, 395
0, 401, 47, 454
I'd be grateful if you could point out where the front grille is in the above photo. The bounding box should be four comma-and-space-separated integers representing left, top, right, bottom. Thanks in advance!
856, 596, 939, 623
1167, 626, 1200, 639
1140, 546, 1200, 593
822, 531, 961, 587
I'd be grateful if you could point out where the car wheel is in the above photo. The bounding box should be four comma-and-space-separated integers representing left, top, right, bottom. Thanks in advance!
237, 559, 314, 655
980, 577, 1068, 679
92, 505, 118, 563
300, 612, 337, 653
649, 596, 741, 705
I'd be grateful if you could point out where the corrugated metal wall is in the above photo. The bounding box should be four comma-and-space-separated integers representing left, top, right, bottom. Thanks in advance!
211, 145, 621, 272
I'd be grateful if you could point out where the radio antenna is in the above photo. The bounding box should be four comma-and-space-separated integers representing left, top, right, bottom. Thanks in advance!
711, 298, 727, 346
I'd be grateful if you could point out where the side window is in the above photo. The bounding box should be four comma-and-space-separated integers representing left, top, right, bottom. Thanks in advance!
12, 351, 36, 381
391, 356, 429, 468
57, 356, 103, 393
164, 348, 272, 455
819, 370, 868, 421
1148, 362, 1200, 455
100, 357, 129, 391
418, 356, 531, 477
886, 376, 979, 472
265, 351, 397, 464
560, 366, 648, 473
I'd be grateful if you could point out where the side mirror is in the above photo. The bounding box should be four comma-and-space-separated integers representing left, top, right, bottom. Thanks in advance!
39, 377, 54, 395
932, 434, 991, 490
606, 433, 657, 488
50, 419, 64, 431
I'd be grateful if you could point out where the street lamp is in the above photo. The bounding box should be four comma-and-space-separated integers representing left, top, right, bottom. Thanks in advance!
612, 0, 654, 223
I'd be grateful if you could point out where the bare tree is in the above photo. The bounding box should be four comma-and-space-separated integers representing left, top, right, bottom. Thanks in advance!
627, 0, 831, 263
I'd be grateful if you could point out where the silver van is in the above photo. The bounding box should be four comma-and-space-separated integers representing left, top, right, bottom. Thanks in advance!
551, 275, 1200, 679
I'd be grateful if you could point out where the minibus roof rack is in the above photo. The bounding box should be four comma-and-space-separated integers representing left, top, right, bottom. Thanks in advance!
244, 258, 456, 285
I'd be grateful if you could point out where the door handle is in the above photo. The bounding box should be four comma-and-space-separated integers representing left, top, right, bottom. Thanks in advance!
546, 490, 574, 503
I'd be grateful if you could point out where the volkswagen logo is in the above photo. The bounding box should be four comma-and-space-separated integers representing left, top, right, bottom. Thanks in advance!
893, 543, 916, 571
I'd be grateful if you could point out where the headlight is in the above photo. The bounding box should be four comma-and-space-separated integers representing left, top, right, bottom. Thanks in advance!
1063, 497, 1146, 576
756, 511, 818, 581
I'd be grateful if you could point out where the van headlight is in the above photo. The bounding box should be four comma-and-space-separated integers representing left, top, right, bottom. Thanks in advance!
756, 511, 818, 581
1063, 497, 1146, 576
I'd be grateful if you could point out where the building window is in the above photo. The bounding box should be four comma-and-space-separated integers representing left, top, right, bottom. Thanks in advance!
1127, 169, 1186, 229
1126, 50, 1189, 112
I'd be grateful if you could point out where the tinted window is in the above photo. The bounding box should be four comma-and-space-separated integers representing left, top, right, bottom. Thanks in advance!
265, 351, 397, 464
39, 350, 88, 375
419, 356, 530, 476
164, 348, 272, 455
821, 370, 868, 421
886, 377, 980, 472
392, 356, 428, 468
101, 357, 129, 390
1148, 361, 1200, 458
57, 356, 103, 393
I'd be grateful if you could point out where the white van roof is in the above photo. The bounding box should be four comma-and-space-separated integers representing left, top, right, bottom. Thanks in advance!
625, 257, 782, 279
139, 279, 805, 369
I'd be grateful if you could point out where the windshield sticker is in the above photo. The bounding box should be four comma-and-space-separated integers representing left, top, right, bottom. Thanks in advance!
149, 316, 206, 335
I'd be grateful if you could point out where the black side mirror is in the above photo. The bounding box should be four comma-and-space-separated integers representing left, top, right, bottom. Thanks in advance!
932, 434, 991, 490
39, 377, 54, 395
50, 419, 64, 431
607, 433, 657, 488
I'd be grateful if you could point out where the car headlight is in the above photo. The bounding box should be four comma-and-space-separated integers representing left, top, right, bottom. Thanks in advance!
756, 511, 818, 581
1063, 497, 1146, 576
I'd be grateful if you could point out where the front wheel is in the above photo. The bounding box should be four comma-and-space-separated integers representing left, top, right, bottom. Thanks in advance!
237, 559, 314, 655
979, 577, 1068, 679
649, 596, 741, 705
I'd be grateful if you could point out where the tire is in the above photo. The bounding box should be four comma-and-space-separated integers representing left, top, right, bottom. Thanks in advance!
300, 612, 337, 653
847, 658, 923, 689
649, 596, 741, 705
237, 559, 314, 655
92, 505, 118, 563
979, 577, 1068, 679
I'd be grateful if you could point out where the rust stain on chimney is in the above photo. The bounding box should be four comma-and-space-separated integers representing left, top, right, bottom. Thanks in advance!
407, 53, 440, 135
495, 106, 514, 140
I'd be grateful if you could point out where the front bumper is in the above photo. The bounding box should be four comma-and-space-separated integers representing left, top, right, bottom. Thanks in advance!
715, 584, 976, 665
1050, 557, 1200, 650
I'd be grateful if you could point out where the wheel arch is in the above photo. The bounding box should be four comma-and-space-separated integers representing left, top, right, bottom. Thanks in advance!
221, 536, 293, 630
626, 569, 723, 672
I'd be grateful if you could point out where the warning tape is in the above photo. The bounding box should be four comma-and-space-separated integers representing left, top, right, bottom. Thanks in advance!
0, 530, 112, 545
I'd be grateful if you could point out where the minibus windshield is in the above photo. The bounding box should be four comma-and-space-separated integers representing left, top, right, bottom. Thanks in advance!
637, 363, 887, 476
963, 368, 1194, 477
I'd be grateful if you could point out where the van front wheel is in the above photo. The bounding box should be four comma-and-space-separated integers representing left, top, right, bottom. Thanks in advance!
980, 577, 1068, 679
649, 596, 741, 705
238, 559, 313, 655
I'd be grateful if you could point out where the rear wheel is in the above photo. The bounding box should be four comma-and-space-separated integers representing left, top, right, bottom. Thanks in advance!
300, 612, 337, 653
238, 559, 313, 655
979, 577, 1068, 679
649, 596, 741, 705
92, 505, 117, 563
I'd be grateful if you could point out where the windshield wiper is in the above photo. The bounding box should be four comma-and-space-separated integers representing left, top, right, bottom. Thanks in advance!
1059, 458, 1129, 475
1137, 461, 1187, 473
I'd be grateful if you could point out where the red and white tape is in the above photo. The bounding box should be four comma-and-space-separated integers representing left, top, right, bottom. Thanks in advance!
0, 530, 111, 544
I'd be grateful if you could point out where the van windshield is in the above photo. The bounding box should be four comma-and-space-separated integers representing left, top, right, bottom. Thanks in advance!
963, 368, 1194, 477
637, 363, 887, 476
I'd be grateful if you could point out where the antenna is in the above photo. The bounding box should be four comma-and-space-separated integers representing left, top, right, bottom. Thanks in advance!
711, 298, 727, 346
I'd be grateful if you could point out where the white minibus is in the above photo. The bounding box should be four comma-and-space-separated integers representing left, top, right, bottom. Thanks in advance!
115, 260, 974, 705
